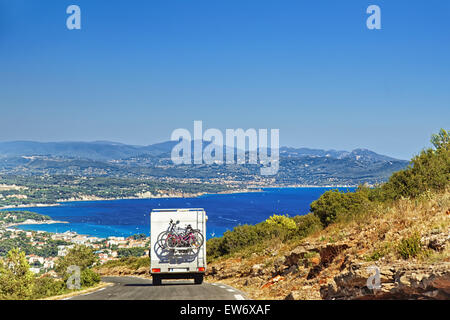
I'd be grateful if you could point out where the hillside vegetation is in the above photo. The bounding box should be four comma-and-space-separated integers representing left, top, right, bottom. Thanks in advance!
0, 245, 100, 300
206, 129, 449, 260
204, 129, 449, 299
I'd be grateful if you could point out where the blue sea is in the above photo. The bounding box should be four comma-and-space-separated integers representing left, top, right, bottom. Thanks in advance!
4, 188, 354, 239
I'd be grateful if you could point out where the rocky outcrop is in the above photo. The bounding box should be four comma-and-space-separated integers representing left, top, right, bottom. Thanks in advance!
321, 262, 450, 300
206, 259, 248, 279
307, 243, 349, 280
421, 231, 450, 252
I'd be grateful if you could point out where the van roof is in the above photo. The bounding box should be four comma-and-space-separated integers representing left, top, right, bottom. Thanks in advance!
151, 208, 205, 213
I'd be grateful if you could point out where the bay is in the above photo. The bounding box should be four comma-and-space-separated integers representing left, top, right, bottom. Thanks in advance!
9, 187, 354, 239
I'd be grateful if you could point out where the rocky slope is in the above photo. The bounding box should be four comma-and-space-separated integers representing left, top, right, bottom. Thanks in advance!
205, 191, 450, 300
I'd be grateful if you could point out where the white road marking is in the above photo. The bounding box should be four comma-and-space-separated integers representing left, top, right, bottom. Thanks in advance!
227, 289, 235, 292
234, 294, 245, 300
219, 285, 226, 288
62, 285, 109, 299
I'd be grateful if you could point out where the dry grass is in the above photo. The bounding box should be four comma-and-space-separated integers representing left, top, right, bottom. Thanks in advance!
41, 281, 113, 300
309, 189, 450, 263
206, 190, 450, 300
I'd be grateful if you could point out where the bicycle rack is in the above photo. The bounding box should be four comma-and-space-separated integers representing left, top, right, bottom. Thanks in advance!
168, 246, 199, 251
167, 247, 200, 256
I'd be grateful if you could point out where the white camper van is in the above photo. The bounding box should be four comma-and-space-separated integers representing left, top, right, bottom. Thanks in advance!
150, 208, 207, 285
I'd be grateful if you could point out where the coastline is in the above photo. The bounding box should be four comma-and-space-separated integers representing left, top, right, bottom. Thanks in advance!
0, 187, 262, 210
0, 203, 61, 210
259, 184, 359, 188
0, 185, 356, 211
5, 219, 69, 228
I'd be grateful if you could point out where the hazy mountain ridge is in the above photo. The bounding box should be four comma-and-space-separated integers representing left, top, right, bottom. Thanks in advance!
0, 141, 409, 185
0, 141, 403, 161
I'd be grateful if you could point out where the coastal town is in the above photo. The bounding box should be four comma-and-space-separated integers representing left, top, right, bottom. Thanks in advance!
0, 210, 150, 276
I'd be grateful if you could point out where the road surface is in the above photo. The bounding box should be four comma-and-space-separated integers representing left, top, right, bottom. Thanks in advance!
66, 276, 248, 300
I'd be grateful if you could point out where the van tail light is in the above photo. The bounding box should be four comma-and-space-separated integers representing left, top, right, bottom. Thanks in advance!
152, 268, 161, 273
198, 267, 205, 272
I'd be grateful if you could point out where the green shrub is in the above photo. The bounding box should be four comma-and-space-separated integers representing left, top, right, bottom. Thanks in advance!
368, 250, 384, 261
292, 213, 322, 238
206, 213, 323, 261
397, 233, 422, 259
95, 257, 149, 272
206, 237, 227, 261
366, 243, 391, 261
0, 248, 35, 300
32, 276, 65, 299
310, 189, 372, 227
219, 224, 261, 256
55, 245, 100, 290
81, 268, 101, 287
116, 247, 146, 258
266, 214, 297, 230
55, 245, 98, 277
380, 129, 449, 201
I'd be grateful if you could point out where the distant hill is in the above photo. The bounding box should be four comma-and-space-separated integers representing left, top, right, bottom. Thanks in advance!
0, 141, 403, 161
0, 140, 409, 185
280, 147, 399, 162
0, 141, 158, 161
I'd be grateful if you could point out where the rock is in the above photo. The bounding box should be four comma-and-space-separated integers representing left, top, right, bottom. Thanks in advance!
307, 265, 322, 280
307, 243, 350, 280
284, 249, 305, 266
262, 275, 285, 289
251, 264, 265, 276
206, 266, 218, 276
136, 267, 148, 275
284, 291, 302, 300
321, 262, 450, 300
243, 277, 263, 287
421, 230, 450, 251
398, 273, 411, 287
282, 264, 298, 276
272, 244, 322, 277
206, 262, 243, 280
272, 257, 287, 276
310, 257, 320, 265
272, 275, 285, 283
320, 244, 350, 267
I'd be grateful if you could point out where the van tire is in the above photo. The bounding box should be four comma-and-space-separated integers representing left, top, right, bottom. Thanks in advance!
153, 275, 162, 286
194, 275, 203, 285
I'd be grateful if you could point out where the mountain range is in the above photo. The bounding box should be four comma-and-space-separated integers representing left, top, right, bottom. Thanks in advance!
0, 141, 409, 186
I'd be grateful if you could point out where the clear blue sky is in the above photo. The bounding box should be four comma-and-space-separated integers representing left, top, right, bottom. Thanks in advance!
0, 0, 449, 159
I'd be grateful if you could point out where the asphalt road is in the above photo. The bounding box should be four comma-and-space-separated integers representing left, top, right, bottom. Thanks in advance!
66, 276, 248, 300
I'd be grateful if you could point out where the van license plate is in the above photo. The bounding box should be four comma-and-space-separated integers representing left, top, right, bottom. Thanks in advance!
169, 268, 188, 272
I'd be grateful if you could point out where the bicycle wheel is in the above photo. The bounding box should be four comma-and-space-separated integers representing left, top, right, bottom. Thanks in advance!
165, 233, 178, 249
190, 230, 204, 248
156, 230, 166, 247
